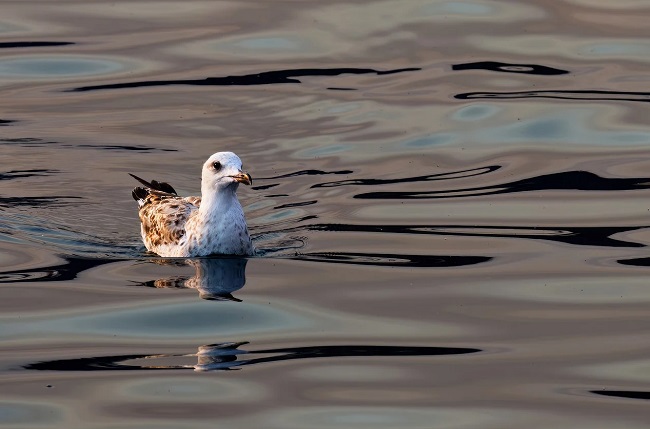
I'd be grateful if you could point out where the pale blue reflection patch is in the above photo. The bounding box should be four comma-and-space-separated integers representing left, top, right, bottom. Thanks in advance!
257, 208, 301, 222
452, 104, 501, 121
416, 0, 542, 22
487, 112, 650, 144
0, 56, 126, 78
582, 41, 650, 57
0, 401, 64, 425
513, 118, 569, 139
300, 144, 350, 157
264, 406, 498, 429
326, 102, 362, 115
0, 21, 23, 34
434, 1, 494, 15
402, 133, 453, 148
400, 108, 650, 149
5, 300, 308, 340
121, 377, 268, 402
210, 35, 312, 55
237, 37, 302, 50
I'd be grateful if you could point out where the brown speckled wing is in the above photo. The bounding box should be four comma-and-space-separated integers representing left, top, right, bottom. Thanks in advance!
138, 190, 198, 250
184, 196, 201, 208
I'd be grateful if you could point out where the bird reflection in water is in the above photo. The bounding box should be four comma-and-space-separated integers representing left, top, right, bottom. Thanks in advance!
24, 341, 481, 372
138, 257, 247, 301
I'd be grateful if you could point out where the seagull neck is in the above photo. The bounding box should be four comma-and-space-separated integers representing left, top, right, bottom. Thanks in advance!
198, 185, 237, 217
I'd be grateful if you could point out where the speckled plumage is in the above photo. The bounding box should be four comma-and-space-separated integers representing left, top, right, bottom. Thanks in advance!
130, 152, 254, 257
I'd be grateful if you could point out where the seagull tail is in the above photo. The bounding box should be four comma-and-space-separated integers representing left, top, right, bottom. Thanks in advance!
132, 187, 149, 207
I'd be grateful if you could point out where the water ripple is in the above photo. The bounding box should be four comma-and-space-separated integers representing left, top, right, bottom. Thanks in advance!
453, 61, 569, 75
291, 252, 491, 268
69, 67, 421, 92
352, 170, 650, 199
456, 90, 650, 103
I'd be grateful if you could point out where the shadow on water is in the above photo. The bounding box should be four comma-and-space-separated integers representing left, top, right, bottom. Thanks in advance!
0, 119, 16, 126
69, 67, 421, 92
24, 342, 481, 372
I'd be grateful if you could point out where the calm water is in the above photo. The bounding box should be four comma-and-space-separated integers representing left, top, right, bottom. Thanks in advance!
1, 0, 650, 427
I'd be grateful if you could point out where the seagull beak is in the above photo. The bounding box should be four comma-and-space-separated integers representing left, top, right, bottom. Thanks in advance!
232, 171, 252, 186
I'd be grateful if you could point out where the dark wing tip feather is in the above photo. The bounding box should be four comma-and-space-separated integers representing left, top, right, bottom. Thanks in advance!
151, 180, 177, 195
129, 173, 177, 195
132, 187, 149, 201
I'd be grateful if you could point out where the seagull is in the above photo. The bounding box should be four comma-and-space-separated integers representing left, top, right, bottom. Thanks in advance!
130, 152, 254, 257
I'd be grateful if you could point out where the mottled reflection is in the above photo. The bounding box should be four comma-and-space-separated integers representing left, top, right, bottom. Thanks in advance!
137, 258, 247, 301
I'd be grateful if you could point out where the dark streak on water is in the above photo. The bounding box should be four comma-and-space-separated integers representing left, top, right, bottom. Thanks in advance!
617, 257, 650, 267
24, 343, 481, 372
260, 169, 354, 180
455, 90, 650, 103
69, 67, 421, 92
292, 252, 492, 268
251, 183, 279, 190
0, 257, 123, 283
591, 390, 650, 401
0, 137, 177, 152
76, 144, 177, 152
0, 119, 16, 126
0, 169, 57, 180
273, 200, 318, 209
314, 166, 497, 189
0, 195, 82, 208
0, 41, 74, 49
453, 61, 569, 75
352, 171, 650, 199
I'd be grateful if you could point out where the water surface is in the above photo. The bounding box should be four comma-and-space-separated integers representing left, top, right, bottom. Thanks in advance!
1, 0, 650, 428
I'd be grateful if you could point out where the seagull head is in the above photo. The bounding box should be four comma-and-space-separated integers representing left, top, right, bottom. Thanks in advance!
202, 152, 252, 193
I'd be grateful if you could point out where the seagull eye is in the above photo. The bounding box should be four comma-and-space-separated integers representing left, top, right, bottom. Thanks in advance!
212, 161, 222, 171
